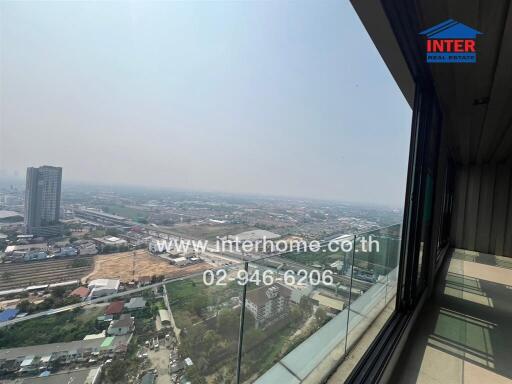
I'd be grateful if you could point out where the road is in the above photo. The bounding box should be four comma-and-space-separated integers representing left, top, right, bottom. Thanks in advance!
0, 270, 208, 328
162, 284, 181, 344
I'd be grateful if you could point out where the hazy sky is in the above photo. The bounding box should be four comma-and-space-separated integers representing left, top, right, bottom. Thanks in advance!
0, 0, 411, 206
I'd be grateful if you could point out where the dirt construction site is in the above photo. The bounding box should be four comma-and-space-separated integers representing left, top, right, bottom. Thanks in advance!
0, 250, 211, 292
83, 250, 212, 283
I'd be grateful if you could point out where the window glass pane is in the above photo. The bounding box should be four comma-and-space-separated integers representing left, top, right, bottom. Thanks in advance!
0, 1, 411, 383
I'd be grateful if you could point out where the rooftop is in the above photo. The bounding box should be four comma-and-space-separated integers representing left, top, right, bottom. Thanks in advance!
0, 334, 132, 361
87, 278, 120, 290
245, 283, 292, 307
0, 308, 19, 322
0, 210, 23, 220
110, 314, 134, 328
69, 286, 90, 298
125, 297, 147, 309
104, 300, 124, 315
230, 229, 281, 242
19, 367, 101, 384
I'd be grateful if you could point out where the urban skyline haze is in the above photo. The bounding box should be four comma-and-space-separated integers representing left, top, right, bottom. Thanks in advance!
0, 0, 411, 206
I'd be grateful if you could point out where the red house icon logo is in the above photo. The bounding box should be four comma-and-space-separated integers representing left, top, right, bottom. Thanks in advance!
419, 19, 483, 63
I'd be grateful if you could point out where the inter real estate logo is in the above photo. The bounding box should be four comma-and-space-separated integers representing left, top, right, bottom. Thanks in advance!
419, 19, 482, 63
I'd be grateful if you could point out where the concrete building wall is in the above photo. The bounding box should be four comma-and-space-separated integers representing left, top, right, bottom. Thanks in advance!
451, 163, 512, 257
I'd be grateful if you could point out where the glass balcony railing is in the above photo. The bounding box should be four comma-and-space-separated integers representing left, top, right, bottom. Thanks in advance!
0, 225, 401, 384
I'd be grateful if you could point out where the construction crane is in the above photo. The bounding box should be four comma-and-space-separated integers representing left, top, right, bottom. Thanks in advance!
132, 250, 136, 281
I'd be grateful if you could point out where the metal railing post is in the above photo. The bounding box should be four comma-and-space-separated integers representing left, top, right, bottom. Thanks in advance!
236, 261, 249, 384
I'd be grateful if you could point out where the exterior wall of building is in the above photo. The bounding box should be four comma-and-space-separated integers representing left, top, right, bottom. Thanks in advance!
451, 163, 512, 257
107, 326, 130, 336
246, 293, 290, 328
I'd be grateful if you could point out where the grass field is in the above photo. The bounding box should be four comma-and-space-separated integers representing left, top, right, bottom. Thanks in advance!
166, 274, 241, 328
0, 307, 100, 348
160, 223, 255, 241
102, 204, 149, 221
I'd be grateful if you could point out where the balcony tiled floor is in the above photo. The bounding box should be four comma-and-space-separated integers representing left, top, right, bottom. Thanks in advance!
392, 248, 512, 384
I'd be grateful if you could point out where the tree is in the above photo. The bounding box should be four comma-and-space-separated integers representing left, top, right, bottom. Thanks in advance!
188, 295, 207, 317
105, 360, 127, 383
289, 306, 302, 325
315, 307, 327, 327
106, 228, 121, 236
16, 300, 34, 313
217, 309, 239, 340
51, 286, 66, 299
299, 296, 314, 317
185, 365, 206, 384
203, 330, 222, 357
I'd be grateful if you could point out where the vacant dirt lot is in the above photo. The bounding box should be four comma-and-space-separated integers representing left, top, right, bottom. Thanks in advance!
84, 250, 210, 283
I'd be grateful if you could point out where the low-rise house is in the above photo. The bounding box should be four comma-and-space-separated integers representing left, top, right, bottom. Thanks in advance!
107, 314, 135, 336
104, 300, 124, 316
69, 286, 90, 300
18, 355, 37, 374
170, 256, 187, 266
92, 236, 128, 252
53, 247, 77, 258
0, 335, 132, 376
4, 243, 48, 256
158, 309, 171, 327
24, 251, 48, 261
19, 367, 102, 384
83, 330, 106, 340
125, 297, 147, 311
88, 279, 120, 298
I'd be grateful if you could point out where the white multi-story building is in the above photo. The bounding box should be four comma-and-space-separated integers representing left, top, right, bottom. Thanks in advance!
244, 283, 292, 328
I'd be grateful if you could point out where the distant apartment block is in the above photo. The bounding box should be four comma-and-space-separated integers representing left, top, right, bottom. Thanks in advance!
245, 283, 292, 328
24, 166, 63, 237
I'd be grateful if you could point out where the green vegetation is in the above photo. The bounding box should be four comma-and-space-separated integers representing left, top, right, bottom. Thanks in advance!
167, 278, 240, 327
161, 223, 255, 242
284, 247, 347, 267
166, 278, 243, 379
102, 204, 149, 222
101, 244, 129, 254
69, 258, 93, 268
15, 288, 81, 315
86, 229, 107, 238
104, 360, 127, 383
167, 278, 320, 382
0, 308, 98, 348
239, 297, 317, 380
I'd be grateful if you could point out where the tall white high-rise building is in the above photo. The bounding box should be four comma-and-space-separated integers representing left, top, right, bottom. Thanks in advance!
24, 165, 62, 236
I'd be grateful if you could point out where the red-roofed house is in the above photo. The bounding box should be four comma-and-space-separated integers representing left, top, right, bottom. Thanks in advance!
105, 300, 125, 316
69, 286, 90, 300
